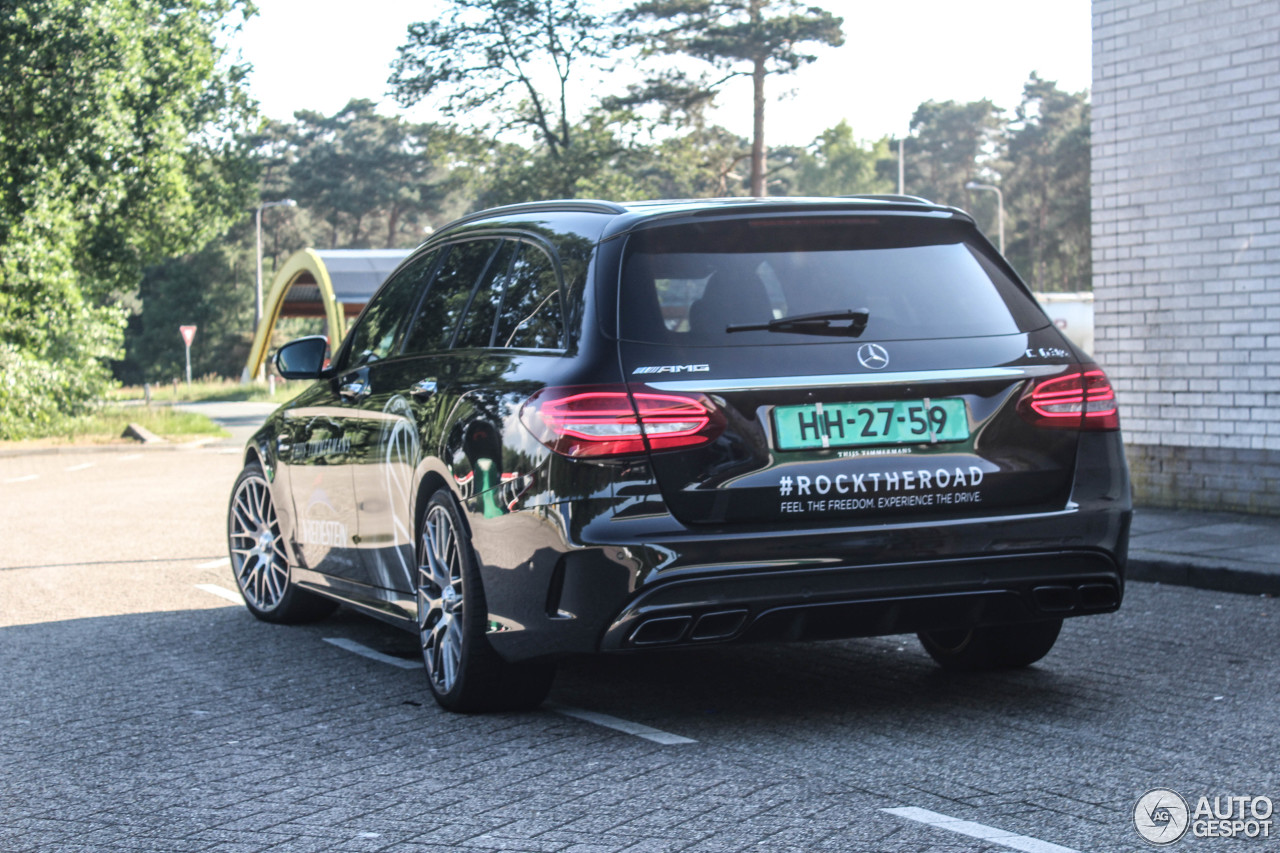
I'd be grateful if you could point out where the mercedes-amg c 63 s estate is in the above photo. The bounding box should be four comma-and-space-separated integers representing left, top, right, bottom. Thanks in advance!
227, 196, 1131, 712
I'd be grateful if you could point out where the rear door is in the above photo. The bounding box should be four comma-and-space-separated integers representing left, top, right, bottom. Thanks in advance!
616, 213, 1084, 527
350, 239, 504, 593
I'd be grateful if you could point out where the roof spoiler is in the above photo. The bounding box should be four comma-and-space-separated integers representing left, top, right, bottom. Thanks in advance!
842, 193, 936, 204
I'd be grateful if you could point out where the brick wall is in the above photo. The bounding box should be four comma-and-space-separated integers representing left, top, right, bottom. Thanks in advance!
1092, 0, 1280, 514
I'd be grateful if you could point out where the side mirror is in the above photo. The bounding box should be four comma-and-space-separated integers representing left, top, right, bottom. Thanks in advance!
274, 336, 330, 380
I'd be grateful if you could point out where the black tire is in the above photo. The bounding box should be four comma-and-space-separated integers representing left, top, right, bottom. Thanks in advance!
918, 619, 1063, 671
415, 488, 555, 712
227, 461, 337, 624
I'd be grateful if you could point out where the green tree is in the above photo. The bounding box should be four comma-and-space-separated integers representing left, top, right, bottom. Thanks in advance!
634, 124, 753, 198
624, 0, 844, 196
121, 234, 255, 385
123, 102, 472, 383
390, 0, 612, 187
288, 100, 458, 248
1003, 74, 1091, 291
794, 122, 895, 197
903, 99, 1005, 208
475, 113, 648, 206
0, 0, 257, 436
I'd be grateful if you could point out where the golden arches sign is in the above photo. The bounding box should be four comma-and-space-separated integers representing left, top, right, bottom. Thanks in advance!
243, 249, 348, 381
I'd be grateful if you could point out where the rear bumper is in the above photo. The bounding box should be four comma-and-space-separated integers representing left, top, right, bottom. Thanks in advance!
480, 430, 1131, 663
483, 499, 1130, 662
599, 549, 1122, 651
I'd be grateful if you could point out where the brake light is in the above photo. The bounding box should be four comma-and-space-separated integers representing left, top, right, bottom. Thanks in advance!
519, 385, 725, 458
1018, 365, 1120, 431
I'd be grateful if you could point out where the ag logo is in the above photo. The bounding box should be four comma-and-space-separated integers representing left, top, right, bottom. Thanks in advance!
1134, 788, 1190, 845
857, 343, 889, 370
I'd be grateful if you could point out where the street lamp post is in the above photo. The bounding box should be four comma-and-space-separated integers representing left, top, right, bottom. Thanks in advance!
255, 199, 297, 333
964, 181, 1004, 255
898, 137, 905, 195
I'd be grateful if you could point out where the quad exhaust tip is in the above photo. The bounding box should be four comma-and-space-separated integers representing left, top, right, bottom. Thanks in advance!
1032, 582, 1119, 613
628, 610, 749, 646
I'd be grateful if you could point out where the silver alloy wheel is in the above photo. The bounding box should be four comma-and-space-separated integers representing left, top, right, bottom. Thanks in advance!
417, 503, 465, 693
228, 472, 289, 611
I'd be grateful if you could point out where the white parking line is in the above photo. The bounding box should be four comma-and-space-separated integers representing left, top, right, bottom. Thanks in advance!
195, 557, 231, 569
195, 583, 243, 605
881, 807, 1081, 853
65, 462, 94, 472
547, 703, 697, 745
4, 475, 38, 483
322, 637, 420, 670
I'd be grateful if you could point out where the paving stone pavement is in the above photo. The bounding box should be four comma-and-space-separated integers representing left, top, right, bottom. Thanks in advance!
2, 442, 1278, 852
3, 569, 1277, 852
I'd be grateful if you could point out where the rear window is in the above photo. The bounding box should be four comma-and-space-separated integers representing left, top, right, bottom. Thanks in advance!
618, 217, 1046, 345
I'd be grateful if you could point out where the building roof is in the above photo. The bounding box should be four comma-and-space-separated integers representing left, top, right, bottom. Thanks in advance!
311, 249, 412, 302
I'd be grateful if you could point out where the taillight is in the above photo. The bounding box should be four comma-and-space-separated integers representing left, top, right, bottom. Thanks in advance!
1018, 365, 1120, 431
519, 385, 725, 458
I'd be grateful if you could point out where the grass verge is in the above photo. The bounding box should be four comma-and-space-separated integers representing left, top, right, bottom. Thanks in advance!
108, 377, 307, 405
0, 405, 228, 449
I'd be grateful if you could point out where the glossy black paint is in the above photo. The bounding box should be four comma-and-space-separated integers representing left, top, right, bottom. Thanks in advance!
242, 197, 1131, 665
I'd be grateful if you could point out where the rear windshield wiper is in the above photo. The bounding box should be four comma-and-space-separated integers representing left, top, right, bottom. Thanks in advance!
725, 309, 870, 337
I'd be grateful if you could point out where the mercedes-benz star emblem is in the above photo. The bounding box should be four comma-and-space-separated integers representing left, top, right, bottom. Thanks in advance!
857, 343, 890, 370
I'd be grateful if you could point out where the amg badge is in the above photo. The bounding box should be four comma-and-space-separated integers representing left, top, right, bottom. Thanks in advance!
632, 364, 711, 375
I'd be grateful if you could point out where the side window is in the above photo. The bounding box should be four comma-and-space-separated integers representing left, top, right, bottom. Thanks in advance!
453, 241, 519, 349
340, 249, 438, 369
402, 240, 500, 355
496, 243, 563, 349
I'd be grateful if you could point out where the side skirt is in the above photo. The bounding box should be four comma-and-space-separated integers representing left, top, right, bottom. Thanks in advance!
294, 567, 417, 632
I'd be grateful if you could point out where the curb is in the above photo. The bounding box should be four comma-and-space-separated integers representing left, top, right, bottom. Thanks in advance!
0, 437, 224, 459
1128, 553, 1280, 596
122, 422, 167, 444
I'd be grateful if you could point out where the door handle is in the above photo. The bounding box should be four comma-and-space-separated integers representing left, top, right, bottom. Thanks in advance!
339, 377, 370, 401
410, 378, 438, 400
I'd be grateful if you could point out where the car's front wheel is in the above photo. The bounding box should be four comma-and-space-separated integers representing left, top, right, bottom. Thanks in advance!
415, 488, 555, 712
227, 461, 337, 623
917, 619, 1063, 671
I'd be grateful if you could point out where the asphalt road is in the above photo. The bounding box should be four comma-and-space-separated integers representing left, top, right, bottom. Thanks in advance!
2, 445, 1276, 853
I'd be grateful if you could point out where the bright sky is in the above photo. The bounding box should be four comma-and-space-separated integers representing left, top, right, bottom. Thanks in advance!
229, 0, 1091, 145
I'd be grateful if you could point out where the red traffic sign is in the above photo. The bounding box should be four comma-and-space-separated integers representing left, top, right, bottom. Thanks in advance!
179, 325, 197, 347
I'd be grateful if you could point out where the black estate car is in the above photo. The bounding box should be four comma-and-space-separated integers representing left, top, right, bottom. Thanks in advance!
227, 196, 1131, 712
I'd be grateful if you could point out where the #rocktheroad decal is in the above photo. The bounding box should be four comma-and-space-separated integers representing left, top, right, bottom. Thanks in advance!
776, 465, 986, 515
1133, 788, 1274, 845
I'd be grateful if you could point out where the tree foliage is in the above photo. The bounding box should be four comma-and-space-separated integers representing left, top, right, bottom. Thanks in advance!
903, 98, 1005, 209
287, 99, 460, 247
1003, 75, 1091, 292
391, 0, 611, 157
793, 121, 894, 197
0, 0, 257, 436
623, 0, 844, 196
121, 101, 467, 384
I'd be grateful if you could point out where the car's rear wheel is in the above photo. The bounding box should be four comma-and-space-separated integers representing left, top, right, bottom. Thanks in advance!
227, 461, 337, 623
415, 488, 555, 712
917, 619, 1063, 671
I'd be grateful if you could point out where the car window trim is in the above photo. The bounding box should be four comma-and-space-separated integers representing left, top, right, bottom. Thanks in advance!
394, 229, 573, 355
499, 240, 568, 351
432, 231, 569, 352
446, 238, 508, 351
334, 245, 444, 373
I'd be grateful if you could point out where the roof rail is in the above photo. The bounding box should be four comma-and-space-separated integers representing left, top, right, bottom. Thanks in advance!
435, 199, 627, 234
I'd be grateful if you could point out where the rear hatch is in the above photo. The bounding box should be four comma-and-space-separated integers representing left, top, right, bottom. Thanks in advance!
616, 212, 1107, 526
